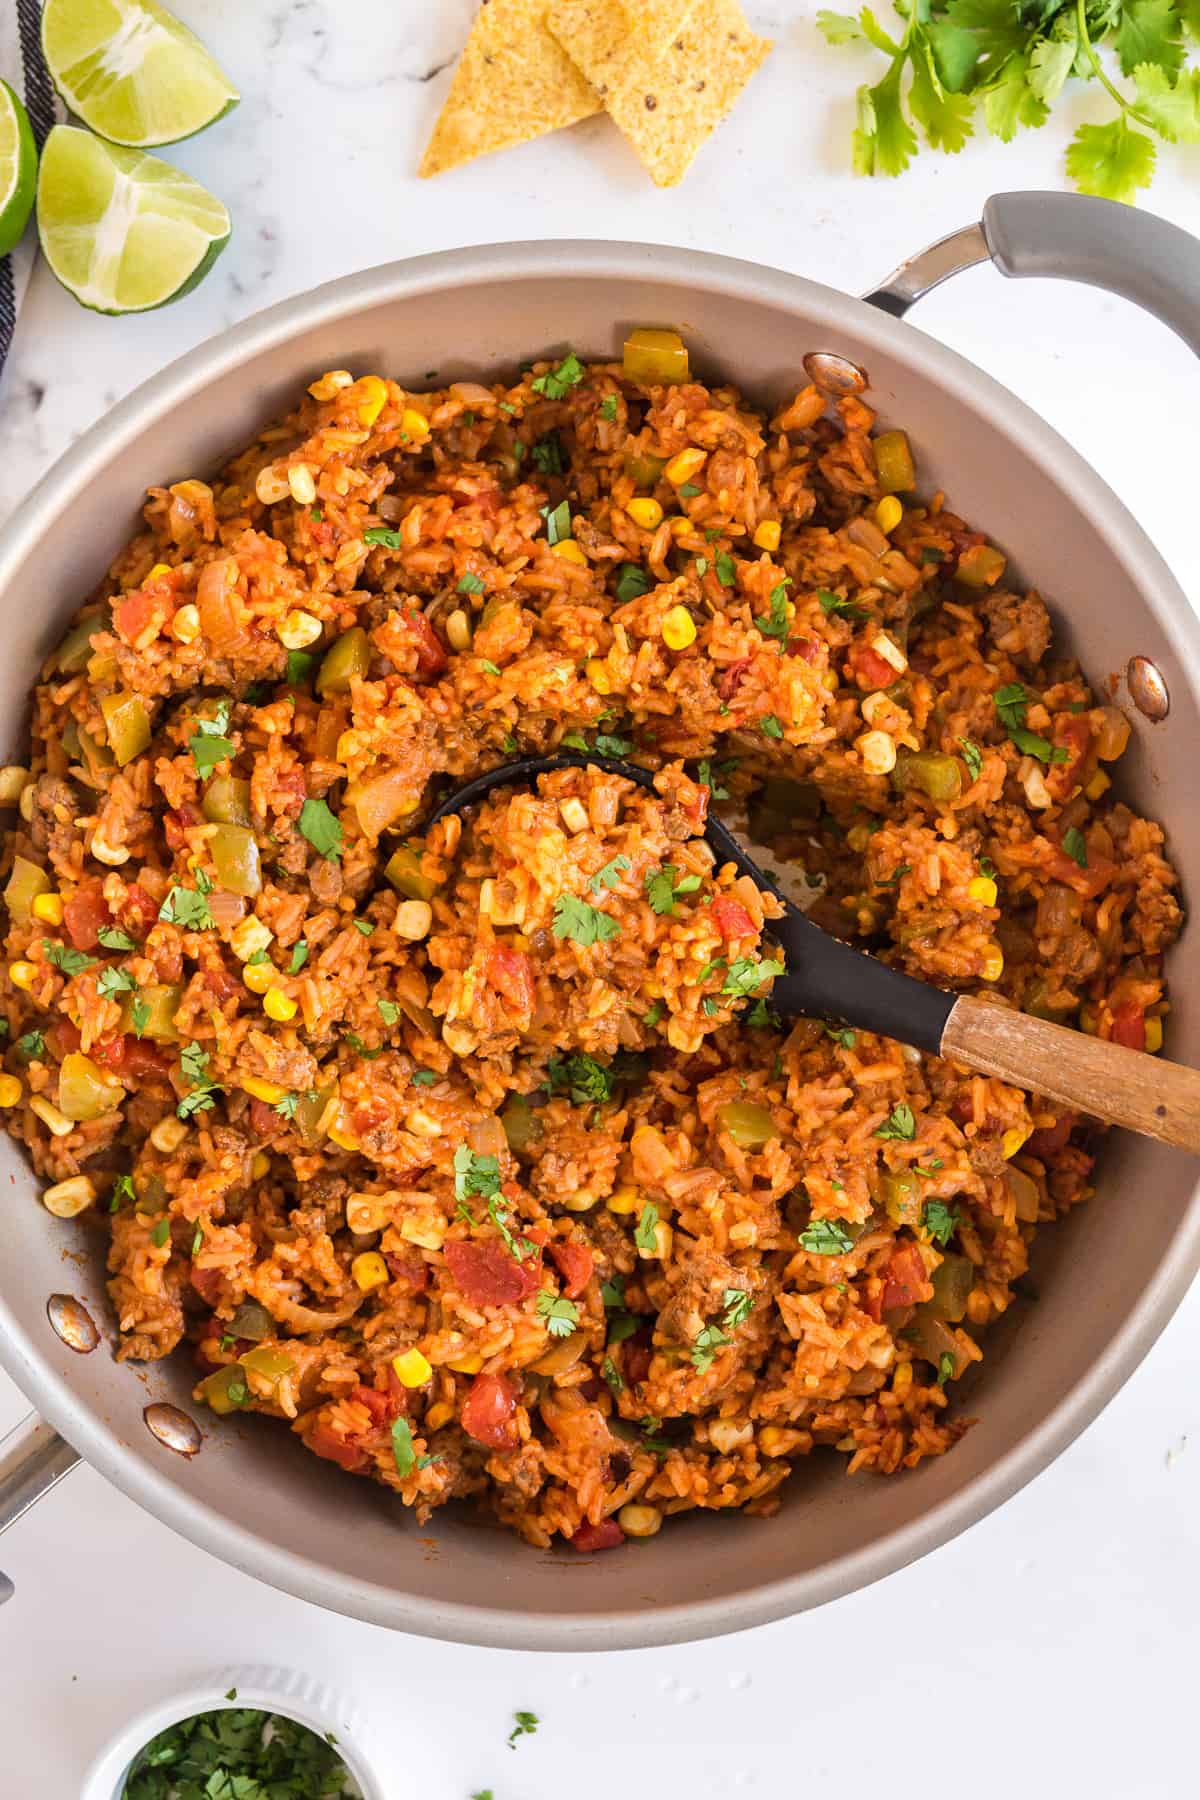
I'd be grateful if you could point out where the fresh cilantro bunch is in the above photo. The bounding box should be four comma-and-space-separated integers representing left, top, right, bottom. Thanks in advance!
818, 0, 1200, 201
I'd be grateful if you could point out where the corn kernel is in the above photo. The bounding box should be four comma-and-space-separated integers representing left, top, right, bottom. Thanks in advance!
1145, 1017, 1164, 1053
9, 961, 38, 992
559, 798, 589, 835
617, 1502, 663, 1537
585, 659, 611, 694
255, 465, 291, 505
42, 1174, 96, 1218
709, 1417, 754, 1453
876, 496, 904, 534
31, 892, 64, 926
893, 1359, 913, 1397
758, 1426, 790, 1457
288, 464, 317, 506
352, 1250, 389, 1292
0, 765, 29, 805
393, 900, 433, 942
30, 1095, 73, 1137
665, 447, 707, 486
426, 1401, 454, 1431
821, 670, 840, 693
241, 1075, 288, 1105
870, 630, 907, 673
1002, 1126, 1031, 1160
242, 962, 275, 996
148, 563, 171, 579
399, 1213, 445, 1249
551, 538, 588, 565
981, 945, 1005, 982
1085, 769, 1111, 801
627, 497, 663, 530
230, 916, 273, 963
393, 1348, 433, 1387
277, 609, 322, 651
753, 520, 782, 552
856, 729, 897, 776
400, 407, 430, 442
0, 1074, 22, 1107
607, 1186, 640, 1215
448, 1352, 483, 1374
172, 604, 201, 645
967, 875, 998, 907
263, 987, 297, 1022
668, 516, 691, 539
662, 605, 697, 651
309, 369, 353, 401
150, 1115, 189, 1154
357, 375, 388, 428
251, 1151, 271, 1180
327, 1124, 361, 1153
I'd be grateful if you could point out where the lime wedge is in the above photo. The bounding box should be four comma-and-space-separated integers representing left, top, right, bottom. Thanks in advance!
37, 125, 230, 314
42, 0, 238, 148
0, 80, 37, 257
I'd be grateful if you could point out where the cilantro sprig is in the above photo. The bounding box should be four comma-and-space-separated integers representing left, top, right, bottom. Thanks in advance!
818, 0, 1200, 202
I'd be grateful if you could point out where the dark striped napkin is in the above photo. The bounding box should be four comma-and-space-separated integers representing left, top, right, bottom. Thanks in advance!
1, 0, 56, 383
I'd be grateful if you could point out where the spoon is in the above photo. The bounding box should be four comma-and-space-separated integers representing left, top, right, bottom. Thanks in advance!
430, 752, 1200, 1154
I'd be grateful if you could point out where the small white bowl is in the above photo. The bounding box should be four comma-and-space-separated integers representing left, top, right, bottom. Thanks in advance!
80, 1663, 387, 1800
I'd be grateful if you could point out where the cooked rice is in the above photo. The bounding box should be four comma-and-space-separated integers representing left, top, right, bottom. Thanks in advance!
0, 344, 1180, 1550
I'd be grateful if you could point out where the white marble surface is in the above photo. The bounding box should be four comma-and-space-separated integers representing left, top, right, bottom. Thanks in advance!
1, 2, 1199, 1792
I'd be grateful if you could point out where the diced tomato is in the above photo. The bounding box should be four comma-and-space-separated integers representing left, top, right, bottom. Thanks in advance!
249, 1098, 281, 1138
92, 1035, 128, 1070
570, 1518, 625, 1552
123, 1040, 172, 1082
351, 1096, 391, 1139
847, 639, 896, 691
119, 883, 159, 937
405, 608, 448, 678
385, 1250, 429, 1292
63, 884, 111, 952
445, 1239, 538, 1307
487, 945, 535, 1015
786, 635, 821, 664
548, 1240, 594, 1299
623, 1324, 653, 1386
272, 766, 307, 818
861, 1276, 885, 1324
718, 658, 751, 702
1027, 1114, 1076, 1159
460, 1371, 520, 1450
881, 1241, 928, 1311
1110, 1003, 1146, 1052
578, 1375, 604, 1402
203, 965, 242, 1004
1043, 847, 1116, 899
45, 1018, 82, 1060
306, 1421, 369, 1474
351, 1382, 405, 1431
1046, 715, 1095, 801
114, 588, 168, 646
163, 805, 201, 852
190, 1263, 223, 1306
711, 897, 755, 941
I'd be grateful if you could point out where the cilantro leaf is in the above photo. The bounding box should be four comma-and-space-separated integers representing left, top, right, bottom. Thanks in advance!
109, 1173, 135, 1212
722, 1287, 754, 1330
531, 432, 565, 474
392, 1417, 416, 1479
1066, 117, 1157, 203
800, 1217, 855, 1255
298, 797, 343, 862
43, 940, 96, 976
532, 352, 584, 398
691, 1321, 728, 1372
377, 998, 401, 1027
855, 60, 919, 178
614, 562, 650, 603
289, 940, 309, 973
959, 737, 983, 780
187, 699, 236, 776
600, 394, 620, 421
922, 1199, 961, 1246
537, 1290, 581, 1337
97, 966, 135, 999
715, 550, 737, 587
552, 894, 620, 945
818, 587, 868, 622
722, 956, 785, 999
644, 864, 702, 915
275, 1092, 301, 1120
909, 43, 975, 151
457, 571, 485, 595
363, 526, 402, 549
158, 884, 213, 931
634, 1202, 659, 1252
590, 854, 631, 894
938, 1350, 957, 1385
97, 925, 136, 951
1115, 0, 1182, 76
16, 1030, 45, 1060
593, 732, 632, 758
759, 714, 784, 739
1061, 825, 1089, 868
1134, 63, 1200, 140
875, 1102, 917, 1140
508, 1710, 539, 1749
817, 9, 866, 43
453, 1144, 502, 1205
755, 580, 792, 642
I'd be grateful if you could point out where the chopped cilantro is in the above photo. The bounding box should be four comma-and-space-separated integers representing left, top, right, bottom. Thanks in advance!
694, 556, 708, 577
722, 956, 785, 998
722, 1287, 753, 1329
391, 1417, 416, 1479
715, 550, 737, 587
615, 562, 649, 603
601, 1273, 626, 1310
634, 1201, 659, 1252
678, 481, 702, 499
353, 918, 374, 937
531, 432, 565, 474
600, 395, 619, 421
377, 998, 401, 1026
16, 1030, 44, 1060
298, 797, 343, 862
288, 941, 309, 974
817, 587, 868, 623
593, 732, 632, 758
343, 1032, 382, 1061
824, 1023, 857, 1047
589, 854, 632, 894
759, 714, 784, 739
457, 571, 485, 595
363, 526, 403, 549
109, 1173, 135, 1212
922, 1200, 961, 1246
157, 883, 213, 931
552, 893, 620, 946
644, 864, 702, 916
959, 738, 983, 781
532, 351, 584, 398
410, 1068, 437, 1087
643, 1000, 666, 1027
603, 1354, 623, 1392
97, 965, 135, 999
755, 580, 792, 642
43, 941, 96, 976
453, 1143, 502, 1205
187, 698, 235, 776
800, 1217, 855, 1255
1062, 826, 1089, 868
480, 659, 501, 676
938, 1351, 957, 1385
151, 1216, 170, 1248
274, 1092, 301, 1121
536, 1291, 581, 1337
875, 1102, 917, 1141
691, 1322, 728, 1372
507, 1710, 539, 1749
97, 925, 136, 952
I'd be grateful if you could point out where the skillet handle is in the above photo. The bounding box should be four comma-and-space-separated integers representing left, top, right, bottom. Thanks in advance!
0, 1412, 80, 1601
942, 996, 1200, 1154
865, 191, 1200, 358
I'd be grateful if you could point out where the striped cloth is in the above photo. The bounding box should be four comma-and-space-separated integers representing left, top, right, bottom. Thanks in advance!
1, 0, 56, 384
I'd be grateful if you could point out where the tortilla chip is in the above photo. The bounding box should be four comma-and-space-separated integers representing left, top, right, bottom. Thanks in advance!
549, 0, 771, 187
420, 0, 602, 178
545, 0, 699, 100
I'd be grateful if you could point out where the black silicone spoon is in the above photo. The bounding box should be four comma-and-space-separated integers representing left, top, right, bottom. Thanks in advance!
429, 753, 1200, 1153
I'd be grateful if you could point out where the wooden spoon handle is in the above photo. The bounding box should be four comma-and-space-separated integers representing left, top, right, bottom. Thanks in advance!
942, 995, 1200, 1154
